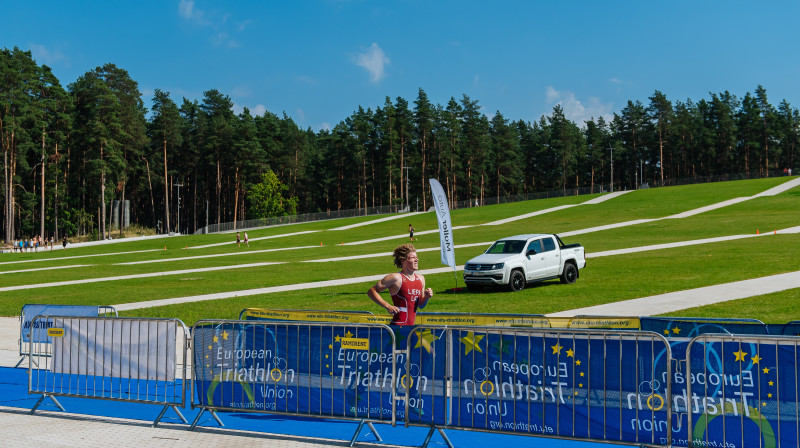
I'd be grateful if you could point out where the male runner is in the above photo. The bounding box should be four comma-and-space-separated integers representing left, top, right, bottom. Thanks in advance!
367, 243, 433, 326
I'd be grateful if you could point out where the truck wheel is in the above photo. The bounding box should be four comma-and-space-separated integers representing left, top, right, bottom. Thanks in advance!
509, 270, 525, 292
560, 263, 578, 284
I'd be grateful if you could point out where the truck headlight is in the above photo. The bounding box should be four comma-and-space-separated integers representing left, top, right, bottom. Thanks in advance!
492, 263, 504, 270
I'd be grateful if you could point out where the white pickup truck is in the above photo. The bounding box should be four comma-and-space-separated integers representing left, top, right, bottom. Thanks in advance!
463, 234, 586, 292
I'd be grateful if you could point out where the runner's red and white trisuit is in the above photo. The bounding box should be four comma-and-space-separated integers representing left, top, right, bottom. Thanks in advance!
390, 272, 423, 326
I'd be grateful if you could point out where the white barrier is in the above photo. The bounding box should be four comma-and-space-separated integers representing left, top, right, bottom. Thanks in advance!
16, 304, 117, 368
27, 315, 189, 426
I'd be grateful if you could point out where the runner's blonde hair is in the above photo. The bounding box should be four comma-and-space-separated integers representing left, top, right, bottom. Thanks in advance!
393, 243, 416, 268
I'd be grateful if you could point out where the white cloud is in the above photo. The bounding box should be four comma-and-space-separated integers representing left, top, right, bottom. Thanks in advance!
251, 104, 267, 116
179, 0, 238, 47
232, 102, 266, 117
545, 86, 613, 126
28, 43, 66, 67
212, 32, 239, 49
237, 20, 253, 32
354, 43, 389, 83
178, 0, 206, 24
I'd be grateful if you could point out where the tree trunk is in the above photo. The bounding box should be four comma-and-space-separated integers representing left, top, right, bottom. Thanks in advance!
40, 127, 46, 239
54, 142, 60, 240
216, 157, 222, 225
233, 166, 239, 228
163, 138, 170, 233
100, 142, 106, 240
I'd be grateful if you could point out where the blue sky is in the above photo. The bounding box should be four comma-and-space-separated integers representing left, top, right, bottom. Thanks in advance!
4, 1, 799, 131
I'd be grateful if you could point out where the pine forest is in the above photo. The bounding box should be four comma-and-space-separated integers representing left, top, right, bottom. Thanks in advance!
2, 47, 798, 242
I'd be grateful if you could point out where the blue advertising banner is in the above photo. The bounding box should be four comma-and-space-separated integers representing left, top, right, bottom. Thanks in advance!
447, 329, 671, 446
641, 317, 769, 338
191, 321, 800, 448
192, 322, 447, 423
684, 337, 800, 448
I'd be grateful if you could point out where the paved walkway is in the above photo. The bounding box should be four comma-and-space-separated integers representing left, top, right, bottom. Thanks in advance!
0, 406, 367, 448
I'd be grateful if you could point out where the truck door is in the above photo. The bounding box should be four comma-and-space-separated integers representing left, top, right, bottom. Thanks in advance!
524, 239, 548, 280
542, 237, 561, 276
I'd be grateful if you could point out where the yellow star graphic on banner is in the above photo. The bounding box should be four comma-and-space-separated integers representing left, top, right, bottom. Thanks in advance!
212, 335, 219, 343
751, 355, 761, 364
763, 367, 770, 374
663, 329, 669, 335
345, 330, 353, 338
566, 348, 574, 358
208, 345, 212, 350
672, 327, 681, 335
414, 329, 438, 353
767, 393, 772, 398
768, 381, 774, 386
222, 330, 229, 341
328, 344, 333, 350
335, 335, 341, 342
578, 383, 583, 388
551, 343, 563, 355
325, 354, 329, 359
580, 372, 584, 377
460, 332, 484, 355
733, 349, 747, 362
575, 359, 581, 366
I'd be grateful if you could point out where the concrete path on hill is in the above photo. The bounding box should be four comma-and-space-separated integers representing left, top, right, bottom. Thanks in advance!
547, 270, 800, 317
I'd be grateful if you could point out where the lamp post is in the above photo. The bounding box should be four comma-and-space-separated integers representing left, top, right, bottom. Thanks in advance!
173, 180, 183, 234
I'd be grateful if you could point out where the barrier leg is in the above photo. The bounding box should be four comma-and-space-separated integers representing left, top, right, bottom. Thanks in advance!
153, 405, 188, 427
30, 394, 65, 415
16, 355, 39, 368
421, 426, 454, 448
349, 419, 381, 447
189, 407, 224, 430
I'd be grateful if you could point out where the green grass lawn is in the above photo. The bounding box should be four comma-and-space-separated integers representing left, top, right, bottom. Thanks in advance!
2, 177, 798, 326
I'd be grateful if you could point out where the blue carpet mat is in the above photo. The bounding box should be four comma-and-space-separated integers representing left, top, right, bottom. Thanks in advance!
0, 366, 617, 447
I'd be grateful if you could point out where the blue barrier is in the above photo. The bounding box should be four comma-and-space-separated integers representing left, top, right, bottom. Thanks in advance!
685, 334, 800, 448
190, 320, 398, 446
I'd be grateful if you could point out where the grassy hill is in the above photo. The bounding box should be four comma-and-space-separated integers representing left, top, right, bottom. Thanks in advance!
1, 177, 798, 325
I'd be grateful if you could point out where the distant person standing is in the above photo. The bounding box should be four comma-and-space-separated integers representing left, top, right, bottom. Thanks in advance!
367, 243, 433, 326
236, 232, 241, 248
409, 224, 415, 242
62, 236, 67, 250
243, 232, 249, 247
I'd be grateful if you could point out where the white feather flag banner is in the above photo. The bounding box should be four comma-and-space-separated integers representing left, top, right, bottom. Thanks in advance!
429, 178, 455, 268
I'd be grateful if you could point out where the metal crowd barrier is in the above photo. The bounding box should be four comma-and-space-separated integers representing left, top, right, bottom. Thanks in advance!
27, 315, 190, 427
685, 334, 800, 448
190, 319, 397, 446
405, 326, 673, 448
17, 304, 117, 368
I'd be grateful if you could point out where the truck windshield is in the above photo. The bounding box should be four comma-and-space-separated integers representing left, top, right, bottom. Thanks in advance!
486, 240, 525, 254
